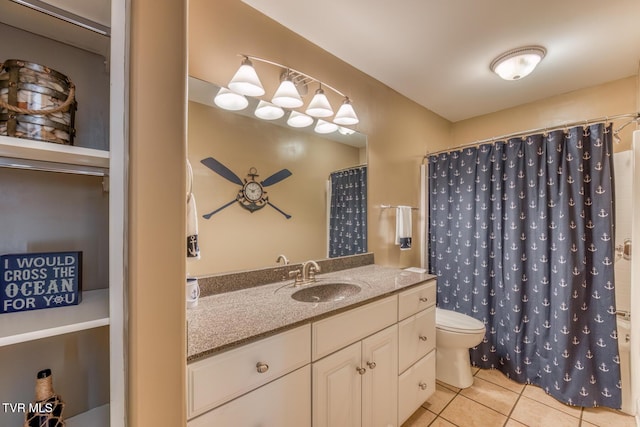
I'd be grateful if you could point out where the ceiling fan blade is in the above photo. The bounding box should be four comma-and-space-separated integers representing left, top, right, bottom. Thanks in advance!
201, 157, 243, 185
261, 169, 292, 187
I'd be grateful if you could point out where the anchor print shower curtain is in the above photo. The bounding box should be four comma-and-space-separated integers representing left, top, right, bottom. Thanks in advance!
328, 166, 367, 257
429, 123, 621, 408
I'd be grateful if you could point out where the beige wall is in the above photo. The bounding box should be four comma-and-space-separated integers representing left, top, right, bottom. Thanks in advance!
451, 76, 638, 152
189, 0, 451, 271
188, 101, 361, 275
128, 0, 187, 425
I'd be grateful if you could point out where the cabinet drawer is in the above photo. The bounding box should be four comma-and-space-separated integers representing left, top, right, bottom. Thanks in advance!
398, 279, 436, 320
398, 350, 436, 426
398, 305, 435, 373
187, 324, 311, 419
312, 295, 397, 361
188, 365, 311, 427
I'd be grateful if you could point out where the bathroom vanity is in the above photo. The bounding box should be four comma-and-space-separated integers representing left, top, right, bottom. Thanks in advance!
186, 265, 436, 426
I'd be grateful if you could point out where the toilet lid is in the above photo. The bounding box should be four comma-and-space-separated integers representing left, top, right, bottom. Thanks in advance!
436, 308, 486, 334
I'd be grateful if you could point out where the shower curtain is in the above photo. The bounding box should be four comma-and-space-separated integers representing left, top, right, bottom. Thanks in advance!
429, 123, 621, 408
328, 165, 367, 257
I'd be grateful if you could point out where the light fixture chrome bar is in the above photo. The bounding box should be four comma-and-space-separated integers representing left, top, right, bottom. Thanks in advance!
0, 156, 108, 176
425, 112, 640, 158
10, 0, 111, 36
242, 54, 348, 98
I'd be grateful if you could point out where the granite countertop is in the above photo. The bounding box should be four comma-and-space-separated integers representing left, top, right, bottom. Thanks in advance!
187, 264, 436, 362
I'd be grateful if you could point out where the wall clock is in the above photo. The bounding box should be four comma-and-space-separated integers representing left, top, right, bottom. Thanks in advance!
201, 157, 292, 219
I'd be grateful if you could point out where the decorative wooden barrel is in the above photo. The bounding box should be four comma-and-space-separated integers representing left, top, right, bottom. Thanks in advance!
0, 59, 76, 145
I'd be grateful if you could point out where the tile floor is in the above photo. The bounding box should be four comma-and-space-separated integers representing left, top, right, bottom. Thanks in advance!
402, 368, 637, 427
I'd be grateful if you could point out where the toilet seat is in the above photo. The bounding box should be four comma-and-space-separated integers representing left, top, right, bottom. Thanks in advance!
436, 308, 485, 334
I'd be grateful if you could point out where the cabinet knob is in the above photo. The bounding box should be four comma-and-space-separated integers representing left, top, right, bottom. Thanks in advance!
419, 335, 428, 342
256, 362, 269, 374
366, 361, 377, 369
419, 297, 429, 302
356, 367, 367, 375
419, 382, 428, 391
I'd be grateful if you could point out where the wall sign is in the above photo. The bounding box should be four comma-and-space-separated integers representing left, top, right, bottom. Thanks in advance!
1, 251, 82, 314
201, 156, 293, 219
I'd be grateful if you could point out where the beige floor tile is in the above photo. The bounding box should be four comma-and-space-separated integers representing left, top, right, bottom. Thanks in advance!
581, 406, 636, 427
436, 379, 462, 393
510, 396, 580, 427
522, 385, 582, 418
460, 377, 520, 415
422, 383, 458, 414
440, 395, 507, 427
400, 407, 437, 427
581, 422, 598, 427
505, 419, 527, 427
474, 368, 526, 394
471, 366, 481, 376
430, 417, 457, 427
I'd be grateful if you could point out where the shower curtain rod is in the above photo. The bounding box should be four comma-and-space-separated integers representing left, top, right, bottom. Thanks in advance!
424, 112, 640, 159
327, 164, 367, 179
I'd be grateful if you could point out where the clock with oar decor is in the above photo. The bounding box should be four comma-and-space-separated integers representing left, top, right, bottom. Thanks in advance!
201, 157, 292, 219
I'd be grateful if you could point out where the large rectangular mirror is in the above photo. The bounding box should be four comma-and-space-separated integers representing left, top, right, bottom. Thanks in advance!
187, 77, 367, 275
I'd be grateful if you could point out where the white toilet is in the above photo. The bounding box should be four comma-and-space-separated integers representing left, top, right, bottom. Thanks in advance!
435, 307, 486, 389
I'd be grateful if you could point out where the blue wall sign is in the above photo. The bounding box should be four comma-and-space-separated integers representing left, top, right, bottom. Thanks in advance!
1, 251, 82, 314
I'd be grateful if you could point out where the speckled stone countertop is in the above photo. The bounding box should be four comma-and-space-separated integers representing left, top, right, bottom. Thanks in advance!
187, 264, 435, 362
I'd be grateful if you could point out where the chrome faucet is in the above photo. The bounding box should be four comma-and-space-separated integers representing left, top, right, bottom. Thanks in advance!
302, 260, 320, 282
276, 254, 289, 265
289, 260, 321, 287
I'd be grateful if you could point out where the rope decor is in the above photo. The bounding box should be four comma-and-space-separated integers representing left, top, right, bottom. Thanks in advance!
23, 369, 65, 427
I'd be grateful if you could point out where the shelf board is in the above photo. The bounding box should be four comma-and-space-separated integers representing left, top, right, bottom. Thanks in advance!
0, 288, 109, 347
67, 403, 109, 427
0, 135, 109, 175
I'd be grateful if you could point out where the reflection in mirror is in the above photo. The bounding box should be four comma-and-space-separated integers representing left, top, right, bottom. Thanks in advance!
187, 77, 368, 276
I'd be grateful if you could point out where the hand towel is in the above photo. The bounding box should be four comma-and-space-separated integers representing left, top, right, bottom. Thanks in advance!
187, 192, 201, 259
395, 206, 412, 250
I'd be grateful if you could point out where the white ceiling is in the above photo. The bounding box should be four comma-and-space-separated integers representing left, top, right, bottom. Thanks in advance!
242, 0, 640, 122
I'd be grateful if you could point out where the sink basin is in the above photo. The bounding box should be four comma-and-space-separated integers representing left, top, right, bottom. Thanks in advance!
291, 282, 362, 303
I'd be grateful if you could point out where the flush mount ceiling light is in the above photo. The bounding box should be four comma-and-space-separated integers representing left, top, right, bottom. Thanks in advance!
213, 87, 249, 111
225, 54, 360, 128
490, 46, 546, 81
228, 57, 265, 96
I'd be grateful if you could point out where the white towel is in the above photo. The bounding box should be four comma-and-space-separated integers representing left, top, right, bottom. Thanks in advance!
187, 192, 201, 259
395, 206, 412, 250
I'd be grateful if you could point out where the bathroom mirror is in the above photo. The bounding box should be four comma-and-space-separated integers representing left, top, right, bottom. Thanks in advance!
188, 77, 367, 275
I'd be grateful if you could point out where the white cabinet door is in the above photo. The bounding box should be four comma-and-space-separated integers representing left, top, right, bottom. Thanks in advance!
188, 365, 311, 427
312, 342, 362, 427
362, 325, 398, 427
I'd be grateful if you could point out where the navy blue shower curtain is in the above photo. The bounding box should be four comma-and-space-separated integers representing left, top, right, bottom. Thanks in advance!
329, 166, 367, 257
429, 123, 621, 408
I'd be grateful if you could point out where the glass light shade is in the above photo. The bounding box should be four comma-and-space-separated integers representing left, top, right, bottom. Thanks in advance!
314, 119, 338, 134
214, 87, 249, 111
228, 58, 265, 96
254, 100, 284, 120
490, 46, 546, 81
272, 79, 304, 108
338, 126, 356, 135
287, 111, 314, 128
305, 88, 334, 117
334, 98, 359, 125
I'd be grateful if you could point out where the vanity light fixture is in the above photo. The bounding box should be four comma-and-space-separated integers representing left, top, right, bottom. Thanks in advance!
213, 87, 249, 111
334, 97, 359, 125
315, 119, 338, 134
287, 111, 314, 128
272, 71, 304, 108
228, 57, 265, 96
490, 46, 546, 81
305, 84, 334, 117
223, 54, 360, 127
254, 100, 285, 120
